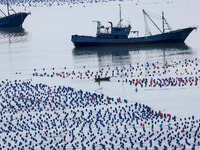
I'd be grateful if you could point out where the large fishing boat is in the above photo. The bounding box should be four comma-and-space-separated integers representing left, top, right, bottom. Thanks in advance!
0, 3, 30, 27
71, 5, 196, 47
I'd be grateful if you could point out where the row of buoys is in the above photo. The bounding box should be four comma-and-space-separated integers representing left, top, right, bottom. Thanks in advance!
0, 0, 122, 7
32, 58, 200, 90
32, 59, 200, 77
127, 76, 199, 88
32, 58, 200, 76
0, 80, 200, 149
0, 0, 177, 7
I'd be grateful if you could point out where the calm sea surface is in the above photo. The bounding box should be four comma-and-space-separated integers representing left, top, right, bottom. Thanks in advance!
0, 0, 200, 117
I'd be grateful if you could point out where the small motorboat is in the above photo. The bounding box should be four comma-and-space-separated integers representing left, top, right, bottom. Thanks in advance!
95, 76, 110, 82
0, 3, 30, 27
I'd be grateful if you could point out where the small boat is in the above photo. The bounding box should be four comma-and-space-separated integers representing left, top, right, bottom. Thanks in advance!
0, 3, 30, 27
95, 76, 110, 82
71, 5, 197, 47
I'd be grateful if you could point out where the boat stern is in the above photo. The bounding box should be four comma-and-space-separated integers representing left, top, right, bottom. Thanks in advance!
71, 35, 78, 47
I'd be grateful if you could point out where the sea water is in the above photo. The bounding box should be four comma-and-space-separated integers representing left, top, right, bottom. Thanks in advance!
0, 0, 200, 118
1, 0, 200, 149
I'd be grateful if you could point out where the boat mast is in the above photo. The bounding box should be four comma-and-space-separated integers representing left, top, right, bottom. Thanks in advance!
117, 4, 123, 28
162, 12, 165, 33
119, 4, 121, 27
93, 21, 101, 35
6, 3, 17, 16
162, 11, 172, 32
7, 3, 10, 16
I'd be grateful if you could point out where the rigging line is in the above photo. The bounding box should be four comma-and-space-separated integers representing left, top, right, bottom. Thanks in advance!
164, 17, 189, 28
143, 9, 163, 34
163, 17, 172, 31
143, 12, 151, 36
0, 9, 7, 17
144, 10, 162, 20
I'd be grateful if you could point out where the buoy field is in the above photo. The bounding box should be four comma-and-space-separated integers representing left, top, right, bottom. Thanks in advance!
1, 58, 200, 149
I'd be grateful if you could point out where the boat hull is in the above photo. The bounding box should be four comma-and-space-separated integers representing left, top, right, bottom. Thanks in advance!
0, 12, 29, 27
72, 27, 196, 47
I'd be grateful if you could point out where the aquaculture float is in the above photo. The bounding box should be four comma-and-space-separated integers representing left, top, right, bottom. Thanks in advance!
1, 80, 200, 149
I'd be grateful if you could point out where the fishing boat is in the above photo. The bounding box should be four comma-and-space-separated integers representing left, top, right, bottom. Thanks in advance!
71, 5, 197, 47
0, 3, 30, 27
